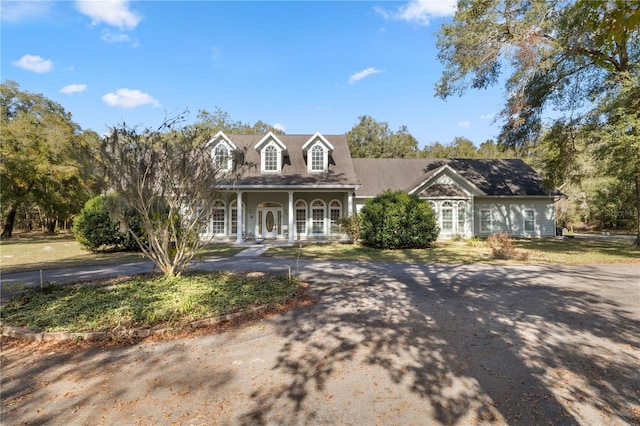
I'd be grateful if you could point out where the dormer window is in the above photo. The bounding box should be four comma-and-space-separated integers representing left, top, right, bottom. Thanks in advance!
214, 144, 231, 171
303, 132, 333, 173
207, 131, 238, 172
310, 144, 326, 172
255, 132, 287, 173
264, 145, 279, 172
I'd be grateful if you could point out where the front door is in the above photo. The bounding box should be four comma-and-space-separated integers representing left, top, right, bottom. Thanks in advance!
261, 208, 280, 239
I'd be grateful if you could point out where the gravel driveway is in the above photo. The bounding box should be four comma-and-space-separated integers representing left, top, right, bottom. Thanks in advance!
2, 260, 639, 425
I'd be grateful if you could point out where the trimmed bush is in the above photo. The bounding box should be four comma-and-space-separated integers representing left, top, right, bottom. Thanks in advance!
72, 194, 141, 252
360, 190, 439, 249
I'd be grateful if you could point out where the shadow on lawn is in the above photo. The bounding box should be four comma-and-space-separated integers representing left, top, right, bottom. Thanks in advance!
240, 262, 640, 424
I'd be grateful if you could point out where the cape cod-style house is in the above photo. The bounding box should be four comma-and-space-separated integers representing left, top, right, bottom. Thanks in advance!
205, 131, 560, 242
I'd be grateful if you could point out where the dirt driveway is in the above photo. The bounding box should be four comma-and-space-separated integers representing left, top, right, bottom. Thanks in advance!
1, 260, 639, 425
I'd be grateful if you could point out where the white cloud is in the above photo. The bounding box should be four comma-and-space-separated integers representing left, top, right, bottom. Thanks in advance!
458, 120, 471, 128
273, 123, 286, 132
60, 84, 87, 94
1, 0, 53, 22
375, 0, 456, 26
102, 88, 160, 108
348, 67, 382, 84
12, 54, 54, 73
101, 29, 133, 44
75, 0, 141, 30
480, 113, 496, 120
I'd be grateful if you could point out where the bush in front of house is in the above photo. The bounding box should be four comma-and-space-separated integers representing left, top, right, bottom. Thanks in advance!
72, 194, 142, 252
338, 214, 361, 244
359, 190, 439, 249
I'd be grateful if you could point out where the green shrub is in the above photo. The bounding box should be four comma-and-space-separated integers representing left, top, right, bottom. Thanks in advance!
72, 194, 141, 252
359, 190, 439, 249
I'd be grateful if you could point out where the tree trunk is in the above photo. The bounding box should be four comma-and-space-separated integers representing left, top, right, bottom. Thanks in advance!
1, 207, 17, 239
46, 219, 57, 234
634, 174, 640, 247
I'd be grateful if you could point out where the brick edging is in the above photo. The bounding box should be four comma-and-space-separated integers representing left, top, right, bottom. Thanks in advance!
0, 305, 268, 342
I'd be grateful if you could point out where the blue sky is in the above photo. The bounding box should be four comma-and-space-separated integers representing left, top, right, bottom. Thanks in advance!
1, 0, 506, 148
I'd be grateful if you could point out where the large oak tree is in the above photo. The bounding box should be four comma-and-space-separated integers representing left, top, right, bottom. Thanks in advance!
435, 0, 640, 244
0, 81, 99, 237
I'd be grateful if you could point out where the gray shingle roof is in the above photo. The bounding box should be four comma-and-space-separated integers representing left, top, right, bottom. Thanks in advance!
226, 134, 360, 188
353, 158, 555, 197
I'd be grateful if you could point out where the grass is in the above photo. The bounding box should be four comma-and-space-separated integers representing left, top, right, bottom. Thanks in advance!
0, 232, 244, 274
0, 271, 302, 333
264, 236, 640, 265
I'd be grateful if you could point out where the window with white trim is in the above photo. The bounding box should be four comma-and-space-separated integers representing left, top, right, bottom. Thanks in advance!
263, 144, 279, 172
310, 144, 326, 172
311, 199, 326, 235
214, 144, 230, 170
211, 201, 226, 235
329, 200, 342, 234
441, 201, 453, 233
229, 200, 244, 235
480, 209, 492, 233
524, 209, 535, 232
295, 200, 307, 236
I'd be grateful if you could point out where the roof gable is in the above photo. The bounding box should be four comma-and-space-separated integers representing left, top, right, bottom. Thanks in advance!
206, 130, 238, 151
302, 132, 335, 153
409, 164, 484, 197
254, 131, 287, 152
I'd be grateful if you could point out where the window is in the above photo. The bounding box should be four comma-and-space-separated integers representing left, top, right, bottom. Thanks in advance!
480, 209, 492, 233
329, 200, 341, 234
310, 144, 325, 172
429, 201, 437, 213
457, 201, 466, 234
214, 144, 229, 170
211, 201, 226, 235
441, 201, 453, 232
311, 200, 325, 235
264, 145, 278, 172
229, 200, 244, 235
295, 200, 307, 236
524, 209, 535, 232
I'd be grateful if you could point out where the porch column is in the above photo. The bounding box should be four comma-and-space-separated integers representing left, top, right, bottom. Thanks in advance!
288, 191, 295, 243
235, 191, 243, 243
347, 192, 354, 215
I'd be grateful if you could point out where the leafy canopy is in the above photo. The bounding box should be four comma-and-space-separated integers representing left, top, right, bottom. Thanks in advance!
435, 0, 640, 244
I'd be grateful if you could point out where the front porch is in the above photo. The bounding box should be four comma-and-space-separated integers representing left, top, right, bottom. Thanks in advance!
202, 189, 356, 243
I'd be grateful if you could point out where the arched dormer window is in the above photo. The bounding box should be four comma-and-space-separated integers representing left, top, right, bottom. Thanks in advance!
310, 144, 326, 172
263, 144, 279, 172
214, 144, 230, 171
302, 133, 333, 173
255, 132, 286, 173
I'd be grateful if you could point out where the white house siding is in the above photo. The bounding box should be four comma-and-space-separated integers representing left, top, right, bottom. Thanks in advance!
473, 198, 556, 237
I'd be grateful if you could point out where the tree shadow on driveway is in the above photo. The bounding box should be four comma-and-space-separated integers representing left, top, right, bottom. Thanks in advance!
240, 262, 640, 425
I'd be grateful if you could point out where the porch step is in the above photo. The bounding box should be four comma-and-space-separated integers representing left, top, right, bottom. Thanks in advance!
234, 244, 271, 257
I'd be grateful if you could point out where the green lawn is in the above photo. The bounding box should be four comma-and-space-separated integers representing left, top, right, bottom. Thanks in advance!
264, 236, 640, 265
0, 271, 302, 333
0, 233, 243, 274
